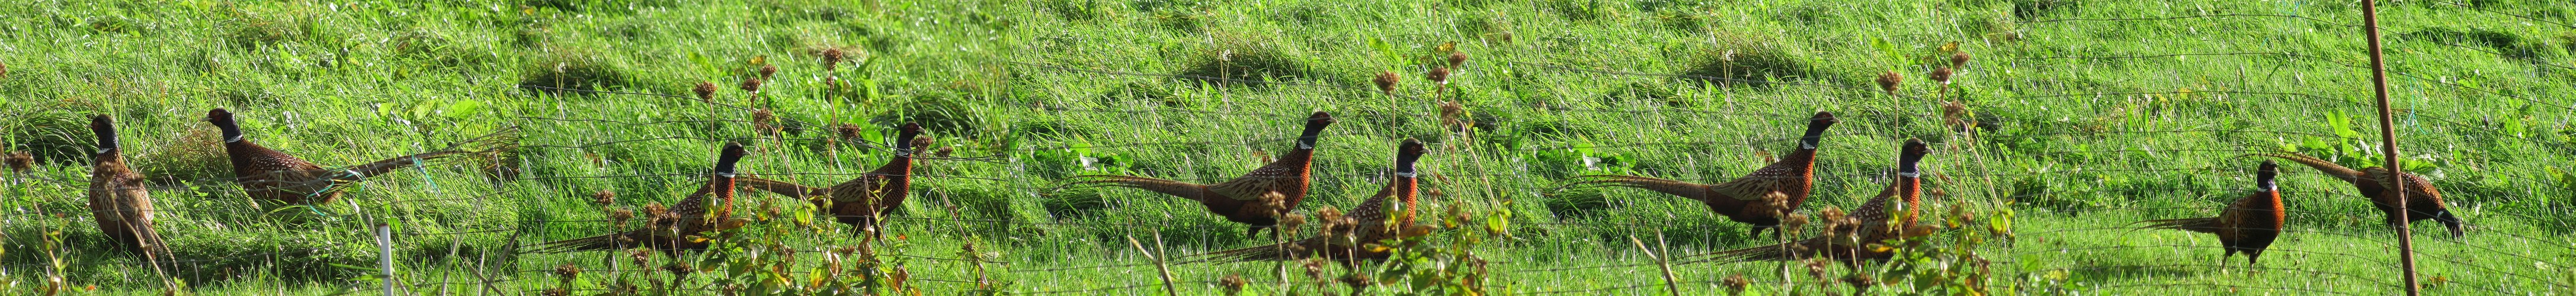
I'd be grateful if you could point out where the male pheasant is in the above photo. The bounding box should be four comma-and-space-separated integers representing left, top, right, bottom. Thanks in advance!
87, 114, 166, 257
537, 142, 749, 258
1709, 139, 1929, 263
1560, 111, 1838, 237
1058, 111, 1336, 238
206, 108, 518, 205
2136, 160, 2286, 265
735, 123, 922, 239
2251, 152, 2464, 237
1197, 139, 1427, 264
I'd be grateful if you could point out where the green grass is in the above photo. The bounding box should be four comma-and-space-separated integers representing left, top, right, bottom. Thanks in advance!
5, 0, 2576, 294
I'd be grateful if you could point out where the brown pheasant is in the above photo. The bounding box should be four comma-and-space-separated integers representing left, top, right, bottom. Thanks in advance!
1560, 111, 1838, 237
1058, 111, 1336, 238
1710, 139, 1930, 263
2251, 152, 2464, 238
536, 142, 749, 258
87, 114, 166, 257
2136, 160, 2286, 265
734, 123, 922, 239
1197, 139, 1427, 264
206, 108, 519, 205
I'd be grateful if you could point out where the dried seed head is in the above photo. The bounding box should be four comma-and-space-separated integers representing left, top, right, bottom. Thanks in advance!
1950, 52, 1972, 69
628, 248, 654, 265
822, 49, 847, 69
834, 123, 866, 140
1943, 100, 1972, 131
1446, 52, 1468, 69
1876, 71, 1902, 95
1764, 191, 1792, 213
752, 109, 780, 136
1803, 258, 1832, 281
1930, 67, 1953, 85
1219, 274, 1249, 295
1280, 212, 1308, 229
933, 146, 954, 157
739, 78, 764, 93
1721, 274, 1752, 295
1783, 213, 1811, 230
552, 263, 583, 281
1438, 100, 1467, 131
693, 82, 719, 102
4, 151, 31, 173
643, 202, 669, 217
1300, 258, 1329, 282
1444, 202, 1471, 226
591, 189, 617, 205
1427, 67, 1451, 85
607, 207, 635, 226
540, 288, 569, 296
758, 65, 778, 80
1373, 71, 1401, 95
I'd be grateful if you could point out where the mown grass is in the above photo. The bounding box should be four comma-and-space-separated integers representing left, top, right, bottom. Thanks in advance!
1014, 0, 2576, 294
5, 0, 2575, 294
3, 0, 1014, 294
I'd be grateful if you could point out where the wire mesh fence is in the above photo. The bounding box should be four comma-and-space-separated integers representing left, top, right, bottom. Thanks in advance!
4, 0, 2574, 295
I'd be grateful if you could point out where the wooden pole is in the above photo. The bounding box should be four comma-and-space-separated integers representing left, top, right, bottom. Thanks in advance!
2359, 1, 2423, 294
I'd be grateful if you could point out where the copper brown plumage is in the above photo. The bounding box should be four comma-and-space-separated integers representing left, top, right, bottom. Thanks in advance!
536, 143, 749, 258
206, 108, 520, 205
86, 114, 167, 258
2135, 160, 2286, 265
1196, 139, 1427, 264
1057, 111, 1336, 239
733, 123, 922, 239
1709, 139, 1930, 263
1560, 111, 1838, 237
2251, 152, 2464, 238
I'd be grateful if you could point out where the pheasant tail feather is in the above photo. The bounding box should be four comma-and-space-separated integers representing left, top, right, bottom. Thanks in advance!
2251, 153, 2363, 182
343, 127, 523, 179
1059, 175, 1216, 202
2133, 217, 2223, 234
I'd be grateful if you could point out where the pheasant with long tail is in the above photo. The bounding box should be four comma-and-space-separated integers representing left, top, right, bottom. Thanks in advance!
1195, 139, 1427, 264
2135, 160, 2287, 265
1056, 112, 1336, 238
1558, 111, 1838, 237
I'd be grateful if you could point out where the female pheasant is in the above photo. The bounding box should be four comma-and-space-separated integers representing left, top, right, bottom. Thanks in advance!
734, 123, 922, 239
2251, 152, 2464, 237
1560, 111, 1838, 237
537, 142, 749, 258
206, 108, 518, 205
2136, 160, 2286, 265
1058, 111, 1335, 239
1710, 139, 1929, 263
1197, 139, 1427, 264
87, 114, 166, 257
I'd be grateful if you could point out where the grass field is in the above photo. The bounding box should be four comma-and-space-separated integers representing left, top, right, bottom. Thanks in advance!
5, 0, 2575, 294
